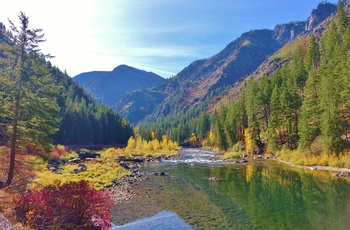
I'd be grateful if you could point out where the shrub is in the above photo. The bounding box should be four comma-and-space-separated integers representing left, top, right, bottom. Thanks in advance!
15, 180, 114, 230
50, 145, 71, 159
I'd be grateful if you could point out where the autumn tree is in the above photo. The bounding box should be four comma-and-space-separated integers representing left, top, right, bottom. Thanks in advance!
0, 12, 60, 187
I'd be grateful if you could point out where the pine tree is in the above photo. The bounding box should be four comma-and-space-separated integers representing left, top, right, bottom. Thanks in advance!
290, 44, 307, 90
245, 78, 261, 150
298, 71, 321, 152
211, 110, 227, 150
267, 85, 280, 152
318, 22, 346, 155
335, 0, 349, 35
298, 36, 321, 152
0, 12, 60, 186
305, 35, 320, 72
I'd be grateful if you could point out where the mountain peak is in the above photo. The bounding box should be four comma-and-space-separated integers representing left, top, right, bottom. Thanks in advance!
73, 65, 164, 107
112, 64, 135, 72
306, 2, 337, 31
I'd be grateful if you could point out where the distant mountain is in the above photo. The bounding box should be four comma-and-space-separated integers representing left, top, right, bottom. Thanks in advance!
73, 65, 164, 107
116, 1, 337, 124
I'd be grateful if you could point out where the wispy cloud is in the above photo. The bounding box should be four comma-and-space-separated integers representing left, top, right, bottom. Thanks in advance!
130, 64, 177, 76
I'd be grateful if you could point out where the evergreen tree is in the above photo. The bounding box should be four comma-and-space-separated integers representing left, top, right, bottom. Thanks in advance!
298, 71, 321, 152
318, 22, 346, 154
0, 12, 60, 186
335, 0, 349, 35
211, 110, 227, 150
267, 85, 280, 152
290, 44, 307, 90
305, 35, 320, 72
245, 78, 261, 150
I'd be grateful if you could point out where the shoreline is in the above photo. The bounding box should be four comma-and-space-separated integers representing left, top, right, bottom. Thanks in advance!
275, 158, 350, 177
108, 155, 181, 205
109, 150, 350, 225
110, 151, 350, 204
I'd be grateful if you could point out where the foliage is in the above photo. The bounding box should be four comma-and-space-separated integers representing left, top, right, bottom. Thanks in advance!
50, 144, 72, 159
278, 149, 350, 169
0, 12, 60, 186
223, 141, 245, 159
135, 1, 350, 166
15, 180, 114, 230
0, 146, 41, 190
31, 147, 130, 190
125, 135, 180, 156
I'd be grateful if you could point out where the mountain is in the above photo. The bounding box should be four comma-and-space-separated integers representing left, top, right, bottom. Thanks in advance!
116, 1, 337, 124
73, 65, 164, 107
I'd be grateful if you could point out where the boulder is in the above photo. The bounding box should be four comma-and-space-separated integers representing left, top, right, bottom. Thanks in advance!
47, 158, 66, 173
78, 151, 101, 160
72, 163, 87, 173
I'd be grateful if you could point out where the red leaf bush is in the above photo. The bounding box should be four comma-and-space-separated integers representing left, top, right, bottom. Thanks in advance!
15, 180, 115, 229
50, 145, 71, 159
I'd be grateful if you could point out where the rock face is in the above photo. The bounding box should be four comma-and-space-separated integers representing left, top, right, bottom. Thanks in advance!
273, 22, 306, 43
115, 1, 339, 124
305, 2, 337, 31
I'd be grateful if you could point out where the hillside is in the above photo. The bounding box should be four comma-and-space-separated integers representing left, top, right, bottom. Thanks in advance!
134, 0, 350, 160
116, 1, 337, 124
73, 65, 164, 108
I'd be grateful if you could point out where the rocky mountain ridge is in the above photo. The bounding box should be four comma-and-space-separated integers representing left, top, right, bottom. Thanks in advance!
115, 1, 338, 124
73, 65, 164, 107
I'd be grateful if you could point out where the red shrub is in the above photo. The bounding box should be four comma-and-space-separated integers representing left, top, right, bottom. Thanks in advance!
50, 145, 71, 159
15, 180, 115, 229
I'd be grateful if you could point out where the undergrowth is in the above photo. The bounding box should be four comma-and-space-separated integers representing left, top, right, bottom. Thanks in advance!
277, 149, 350, 168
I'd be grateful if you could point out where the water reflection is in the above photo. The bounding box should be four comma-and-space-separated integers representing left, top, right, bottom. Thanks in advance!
113, 149, 350, 230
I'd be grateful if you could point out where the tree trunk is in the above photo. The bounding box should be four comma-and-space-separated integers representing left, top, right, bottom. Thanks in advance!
6, 94, 20, 186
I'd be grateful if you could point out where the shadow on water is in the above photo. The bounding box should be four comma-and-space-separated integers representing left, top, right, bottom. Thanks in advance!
112, 148, 350, 230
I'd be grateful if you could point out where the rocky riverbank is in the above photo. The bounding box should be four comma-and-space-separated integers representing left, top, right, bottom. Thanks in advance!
107, 154, 181, 204
109, 150, 350, 207
240, 153, 350, 177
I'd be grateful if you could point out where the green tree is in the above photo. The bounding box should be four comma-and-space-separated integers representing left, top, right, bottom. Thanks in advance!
0, 12, 60, 186
305, 35, 320, 72
212, 110, 227, 150
267, 85, 280, 152
317, 12, 348, 155
245, 78, 262, 150
335, 0, 349, 35
290, 44, 307, 90
298, 71, 321, 152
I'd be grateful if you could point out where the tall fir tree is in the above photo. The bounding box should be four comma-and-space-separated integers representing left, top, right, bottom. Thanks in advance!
0, 12, 60, 186
245, 78, 262, 150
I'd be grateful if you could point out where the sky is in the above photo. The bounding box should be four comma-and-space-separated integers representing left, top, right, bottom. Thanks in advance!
0, 0, 338, 78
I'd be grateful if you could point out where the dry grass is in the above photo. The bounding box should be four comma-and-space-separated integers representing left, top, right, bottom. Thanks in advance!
278, 149, 350, 168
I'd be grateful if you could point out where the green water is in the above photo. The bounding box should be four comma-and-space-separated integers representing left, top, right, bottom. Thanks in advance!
113, 150, 350, 229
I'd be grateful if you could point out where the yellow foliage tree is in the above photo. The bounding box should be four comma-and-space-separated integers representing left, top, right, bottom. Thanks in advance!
152, 139, 161, 151
126, 136, 136, 150
151, 131, 156, 140
161, 135, 168, 149
244, 128, 254, 154
189, 133, 198, 146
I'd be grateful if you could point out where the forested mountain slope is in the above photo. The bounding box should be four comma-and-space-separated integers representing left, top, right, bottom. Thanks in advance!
116, 1, 337, 124
73, 65, 164, 108
50, 67, 134, 145
136, 0, 350, 158
0, 30, 134, 146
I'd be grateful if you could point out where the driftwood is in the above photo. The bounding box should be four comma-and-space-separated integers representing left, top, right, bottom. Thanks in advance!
117, 156, 145, 163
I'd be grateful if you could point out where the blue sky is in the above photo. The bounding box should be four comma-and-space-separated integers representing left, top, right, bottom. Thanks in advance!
0, 0, 338, 78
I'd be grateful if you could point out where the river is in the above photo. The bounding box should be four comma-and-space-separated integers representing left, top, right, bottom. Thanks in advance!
112, 148, 350, 229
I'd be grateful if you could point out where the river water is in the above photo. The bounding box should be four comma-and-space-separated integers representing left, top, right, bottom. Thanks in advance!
112, 148, 350, 229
